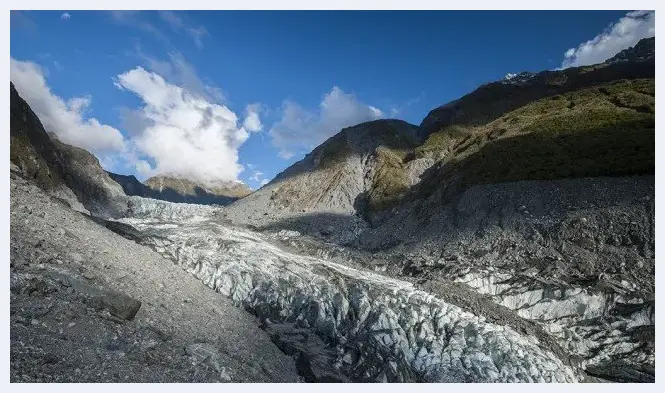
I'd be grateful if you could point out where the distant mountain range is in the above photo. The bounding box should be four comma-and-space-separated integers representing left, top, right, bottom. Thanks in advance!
108, 172, 251, 206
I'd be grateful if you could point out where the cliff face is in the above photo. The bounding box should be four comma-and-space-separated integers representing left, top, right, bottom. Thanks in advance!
10, 82, 125, 217
10, 82, 66, 191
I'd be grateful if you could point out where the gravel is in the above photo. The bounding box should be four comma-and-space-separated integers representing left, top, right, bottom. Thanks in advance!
9, 172, 301, 383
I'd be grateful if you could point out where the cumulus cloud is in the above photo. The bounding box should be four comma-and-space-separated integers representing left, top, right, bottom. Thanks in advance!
11, 54, 258, 185
10, 58, 126, 157
269, 86, 384, 159
243, 103, 263, 132
61, 12, 71, 20
114, 67, 251, 185
561, 10, 655, 69
133, 48, 224, 103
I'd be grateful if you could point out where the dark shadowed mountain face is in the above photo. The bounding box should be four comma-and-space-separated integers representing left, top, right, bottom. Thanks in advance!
10, 82, 66, 191
108, 173, 251, 206
420, 37, 655, 134
10, 83, 127, 216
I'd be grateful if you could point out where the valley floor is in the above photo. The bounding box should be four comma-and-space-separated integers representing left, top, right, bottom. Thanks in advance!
9, 169, 654, 383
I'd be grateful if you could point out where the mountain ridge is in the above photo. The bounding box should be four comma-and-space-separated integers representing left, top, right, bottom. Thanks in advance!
224, 37, 655, 230
108, 172, 251, 206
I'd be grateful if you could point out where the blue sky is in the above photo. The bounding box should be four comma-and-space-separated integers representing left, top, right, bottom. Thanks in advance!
10, 10, 655, 189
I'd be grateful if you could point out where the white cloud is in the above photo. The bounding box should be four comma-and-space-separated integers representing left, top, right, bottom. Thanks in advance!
114, 67, 252, 185
243, 103, 263, 132
11, 55, 259, 184
158, 11, 209, 49
561, 10, 655, 69
269, 86, 384, 159
135, 160, 152, 178
259, 179, 269, 187
61, 12, 71, 20
10, 58, 126, 157
134, 48, 224, 103
250, 171, 264, 182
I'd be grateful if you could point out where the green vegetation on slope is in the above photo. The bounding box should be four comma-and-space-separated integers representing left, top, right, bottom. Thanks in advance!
415, 78, 654, 200
367, 146, 411, 211
420, 39, 654, 134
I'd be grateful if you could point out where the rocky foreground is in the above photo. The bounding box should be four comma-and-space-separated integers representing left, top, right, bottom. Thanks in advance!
9, 170, 300, 383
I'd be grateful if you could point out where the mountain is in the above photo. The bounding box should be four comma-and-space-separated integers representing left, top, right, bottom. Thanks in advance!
145, 175, 250, 203
420, 37, 655, 134
10, 82, 127, 217
108, 173, 250, 206
221, 38, 655, 382
224, 119, 429, 231
225, 37, 655, 228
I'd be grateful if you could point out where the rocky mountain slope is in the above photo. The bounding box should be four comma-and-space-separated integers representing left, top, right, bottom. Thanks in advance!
420, 37, 655, 134
10, 82, 127, 217
224, 119, 429, 233
10, 169, 300, 382
225, 37, 655, 231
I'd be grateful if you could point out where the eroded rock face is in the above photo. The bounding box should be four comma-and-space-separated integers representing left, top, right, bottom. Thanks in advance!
120, 212, 579, 383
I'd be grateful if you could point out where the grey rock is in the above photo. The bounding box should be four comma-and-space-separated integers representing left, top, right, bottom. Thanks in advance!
98, 289, 141, 321
185, 343, 221, 372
